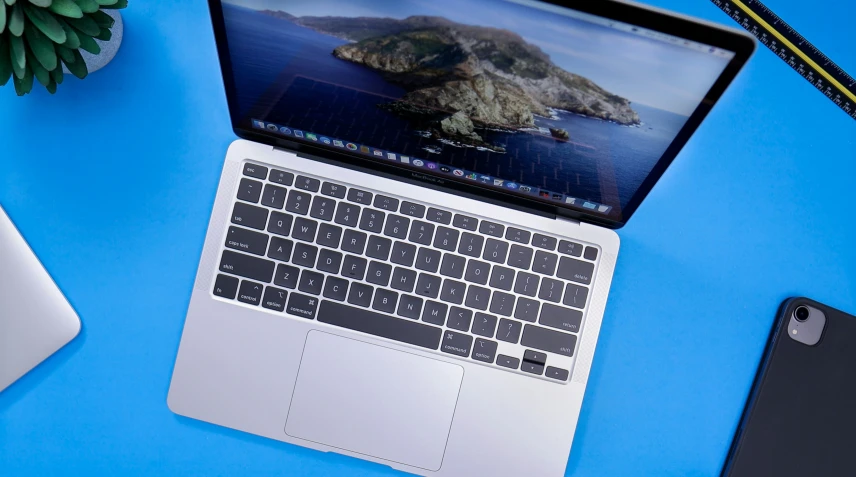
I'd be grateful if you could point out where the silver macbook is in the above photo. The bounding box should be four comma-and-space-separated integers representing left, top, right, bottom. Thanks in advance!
168, 1, 754, 475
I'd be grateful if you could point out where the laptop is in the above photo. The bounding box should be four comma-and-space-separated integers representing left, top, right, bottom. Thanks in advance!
1, 205, 81, 393
168, 0, 754, 474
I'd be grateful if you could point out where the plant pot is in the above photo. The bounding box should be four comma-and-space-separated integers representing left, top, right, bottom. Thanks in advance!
62, 9, 124, 75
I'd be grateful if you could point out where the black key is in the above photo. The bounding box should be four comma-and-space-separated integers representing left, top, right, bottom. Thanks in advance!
269, 169, 294, 186
317, 249, 343, 274
497, 355, 520, 369
348, 282, 374, 307
533, 234, 557, 251
465, 285, 491, 311
532, 251, 558, 275
489, 291, 515, 316
415, 248, 441, 273
238, 280, 264, 305
310, 196, 337, 221
482, 239, 509, 264
514, 272, 539, 297
408, 221, 435, 245
390, 241, 417, 267
523, 350, 547, 365
366, 235, 392, 260
286, 292, 318, 319
347, 188, 373, 205
366, 261, 392, 287
274, 264, 299, 289
453, 214, 478, 231
521, 325, 577, 356
372, 288, 398, 314
359, 209, 385, 234
341, 229, 367, 254
540, 303, 583, 333
225, 226, 269, 256
232, 202, 268, 230
400, 201, 426, 218
539, 277, 564, 303
472, 339, 498, 363
489, 266, 515, 291
213, 274, 239, 299
341, 255, 368, 280
440, 279, 466, 305
422, 301, 447, 326
507, 245, 533, 270
237, 178, 263, 203
267, 211, 293, 237
292, 243, 318, 268
316, 223, 342, 248
262, 286, 288, 312
334, 202, 361, 227
557, 257, 594, 285
321, 181, 346, 199
415, 273, 442, 299
514, 297, 540, 323
322, 276, 349, 301
563, 284, 588, 309
439, 254, 466, 279
268, 237, 293, 262
243, 163, 268, 180
546, 367, 569, 381
298, 270, 324, 295
433, 227, 459, 251
497, 318, 522, 344
391, 267, 417, 293
285, 190, 312, 215
472, 313, 497, 338
427, 207, 452, 224
383, 215, 410, 239
397, 295, 423, 319
319, 301, 441, 349
479, 221, 504, 238
220, 250, 275, 283
464, 260, 490, 285
373, 195, 399, 212
291, 217, 318, 242
261, 184, 287, 209
447, 307, 472, 332
521, 362, 544, 375
441, 331, 473, 357
458, 233, 484, 258
295, 175, 320, 192
505, 227, 531, 244
584, 246, 599, 261
558, 240, 583, 257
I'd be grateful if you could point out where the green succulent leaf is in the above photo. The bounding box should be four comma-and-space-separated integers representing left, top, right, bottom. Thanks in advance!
23, 4, 67, 43
94, 25, 110, 41
96, 0, 118, 5
45, 77, 56, 93
64, 11, 98, 35
56, 18, 79, 48
76, 30, 99, 54
55, 43, 74, 63
0, 36, 11, 86
0, 3, 7, 35
62, 47, 87, 78
9, 33, 25, 71
27, 51, 50, 86
27, 0, 52, 7
71, 0, 97, 13
101, 0, 124, 9
8, 2, 23, 36
5, 0, 16, 7
24, 23, 57, 70
12, 62, 32, 95
49, 0, 82, 17
49, 61, 62, 83
90, 9, 112, 28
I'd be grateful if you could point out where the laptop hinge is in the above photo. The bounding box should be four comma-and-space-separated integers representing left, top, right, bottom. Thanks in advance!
556, 215, 582, 226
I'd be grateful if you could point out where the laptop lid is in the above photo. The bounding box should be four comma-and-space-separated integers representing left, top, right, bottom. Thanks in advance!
207, 0, 754, 228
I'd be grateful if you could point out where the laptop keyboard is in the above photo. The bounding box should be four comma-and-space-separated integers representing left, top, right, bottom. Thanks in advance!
212, 162, 600, 383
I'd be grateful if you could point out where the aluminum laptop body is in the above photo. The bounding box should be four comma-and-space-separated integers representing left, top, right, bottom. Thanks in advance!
169, 1, 754, 475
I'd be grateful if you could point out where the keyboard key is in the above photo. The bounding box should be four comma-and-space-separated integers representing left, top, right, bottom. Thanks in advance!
213, 274, 239, 299
309, 196, 337, 221
225, 226, 269, 256
523, 350, 547, 365
383, 215, 410, 239
521, 362, 544, 375
341, 229, 367, 254
479, 221, 504, 238
539, 303, 583, 333
391, 267, 417, 293
439, 254, 466, 279
316, 223, 342, 248
415, 273, 442, 299
291, 217, 318, 242
347, 282, 374, 307
447, 307, 472, 332
441, 331, 473, 357
286, 292, 318, 319
373, 194, 399, 212
232, 202, 268, 230
507, 245, 534, 270
415, 248, 442, 273
563, 284, 588, 309
546, 366, 569, 381
472, 338, 498, 363
489, 291, 515, 316
268, 237, 293, 262
497, 319, 522, 344
237, 178, 263, 203
261, 184, 287, 209
285, 190, 312, 215
458, 233, 484, 258
521, 325, 576, 357
238, 280, 264, 306
347, 188, 373, 205
366, 261, 392, 287
363, 236, 390, 261
359, 209, 385, 234
316, 249, 342, 274
440, 279, 466, 305
269, 169, 294, 186
295, 175, 320, 192
274, 264, 299, 289
453, 214, 478, 231
489, 266, 515, 291
220, 250, 275, 283
322, 276, 348, 301
390, 241, 417, 267
584, 246, 598, 261
472, 313, 497, 338
433, 227, 459, 251
397, 295, 423, 319
292, 243, 318, 268
342, 255, 368, 280
505, 227, 530, 244
422, 301, 447, 326
514, 272, 539, 297
334, 202, 361, 227
532, 234, 557, 251
483, 239, 508, 264
321, 181, 346, 199
243, 163, 268, 180
408, 221, 434, 245
532, 250, 558, 275
496, 355, 520, 369
267, 211, 293, 237
465, 285, 490, 311
464, 260, 490, 285
400, 201, 426, 218
319, 300, 442, 349
557, 257, 594, 285
298, 270, 324, 295
262, 286, 288, 312
372, 288, 398, 314
427, 207, 452, 224
558, 240, 583, 257
539, 278, 563, 303
514, 297, 540, 323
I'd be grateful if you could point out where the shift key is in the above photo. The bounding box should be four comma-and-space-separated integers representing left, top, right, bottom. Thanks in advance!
521, 324, 577, 357
219, 250, 275, 283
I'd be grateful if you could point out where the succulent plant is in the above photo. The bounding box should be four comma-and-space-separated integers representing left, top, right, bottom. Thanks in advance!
0, 0, 127, 95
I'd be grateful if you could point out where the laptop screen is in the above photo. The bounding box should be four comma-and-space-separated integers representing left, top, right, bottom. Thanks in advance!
217, 0, 739, 221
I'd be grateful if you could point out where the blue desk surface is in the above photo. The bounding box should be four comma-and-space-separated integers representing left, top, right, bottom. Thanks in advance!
1, 0, 854, 475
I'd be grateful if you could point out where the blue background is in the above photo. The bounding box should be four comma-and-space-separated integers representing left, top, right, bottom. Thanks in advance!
1, 0, 853, 475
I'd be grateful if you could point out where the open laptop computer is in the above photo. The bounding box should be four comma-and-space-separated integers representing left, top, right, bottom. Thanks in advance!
168, 0, 754, 474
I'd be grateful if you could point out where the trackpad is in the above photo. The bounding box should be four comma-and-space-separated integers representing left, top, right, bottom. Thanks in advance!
285, 331, 464, 471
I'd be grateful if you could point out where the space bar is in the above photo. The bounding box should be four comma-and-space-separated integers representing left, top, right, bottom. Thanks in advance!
318, 301, 443, 350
